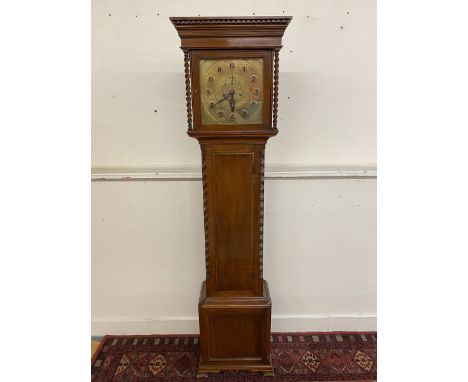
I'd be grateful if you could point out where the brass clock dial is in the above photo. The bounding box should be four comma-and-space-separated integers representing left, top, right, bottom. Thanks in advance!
199, 58, 264, 125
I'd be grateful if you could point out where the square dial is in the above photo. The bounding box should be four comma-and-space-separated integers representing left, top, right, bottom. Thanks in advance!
199, 58, 264, 125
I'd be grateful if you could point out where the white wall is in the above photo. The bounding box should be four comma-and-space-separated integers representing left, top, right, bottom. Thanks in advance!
92, 0, 376, 335
92, 0, 375, 167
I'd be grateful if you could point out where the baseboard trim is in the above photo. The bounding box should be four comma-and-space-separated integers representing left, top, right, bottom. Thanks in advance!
91, 314, 376, 336
91, 166, 376, 181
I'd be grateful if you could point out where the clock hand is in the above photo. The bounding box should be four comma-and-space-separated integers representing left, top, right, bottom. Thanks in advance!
213, 89, 235, 106
213, 89, 236, 109
228, 89, 236, 112
213, 93, 228, 106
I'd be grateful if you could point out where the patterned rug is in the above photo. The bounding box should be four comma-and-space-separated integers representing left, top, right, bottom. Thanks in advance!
92, 332, 376, 381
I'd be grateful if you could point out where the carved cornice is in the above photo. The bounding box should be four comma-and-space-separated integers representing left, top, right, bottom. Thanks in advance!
171, 16, 292, 49
170, 17, 292, 26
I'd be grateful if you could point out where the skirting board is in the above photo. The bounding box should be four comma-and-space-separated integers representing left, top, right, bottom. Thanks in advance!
91, 315, 377, 336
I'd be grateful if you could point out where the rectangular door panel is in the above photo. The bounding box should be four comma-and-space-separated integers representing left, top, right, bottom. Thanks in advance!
208, 313, 262, 359
213, 153, 254, 291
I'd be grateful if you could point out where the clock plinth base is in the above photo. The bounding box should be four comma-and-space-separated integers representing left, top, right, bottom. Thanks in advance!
196, 365, 274, 378
197, 281, 273, 376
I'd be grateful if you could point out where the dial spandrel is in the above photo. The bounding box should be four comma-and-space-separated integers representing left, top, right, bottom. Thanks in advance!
199, 58, 264, 125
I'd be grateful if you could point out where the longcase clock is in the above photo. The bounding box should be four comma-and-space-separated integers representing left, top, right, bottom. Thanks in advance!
170, 16, 292, 377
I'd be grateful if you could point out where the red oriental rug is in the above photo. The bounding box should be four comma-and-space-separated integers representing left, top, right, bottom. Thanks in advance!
92, 332, 376, 381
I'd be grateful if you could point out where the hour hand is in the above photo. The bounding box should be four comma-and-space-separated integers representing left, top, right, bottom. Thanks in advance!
214, 92, 229, 106
228, 90, 235, 112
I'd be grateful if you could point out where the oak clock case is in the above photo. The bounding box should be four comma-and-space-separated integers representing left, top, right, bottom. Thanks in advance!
170, 16, 291, 377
